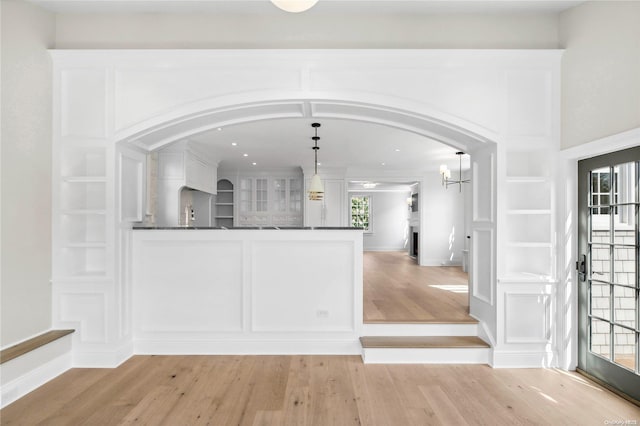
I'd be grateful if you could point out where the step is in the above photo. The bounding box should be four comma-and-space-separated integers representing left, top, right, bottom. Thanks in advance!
362, 322, 478, 337
360, 336, 491, 364
1, 330, 74, 364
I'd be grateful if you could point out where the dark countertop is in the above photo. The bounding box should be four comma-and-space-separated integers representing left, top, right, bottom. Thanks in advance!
133, 226, 360, 230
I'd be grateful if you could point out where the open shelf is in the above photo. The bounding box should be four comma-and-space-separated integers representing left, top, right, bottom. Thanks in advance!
62, 176, 107, 183
61, 146, 106, 177
57, 246, 107, 279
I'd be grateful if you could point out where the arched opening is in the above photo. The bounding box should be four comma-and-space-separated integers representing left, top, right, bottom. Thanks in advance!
115, 97, 496, 325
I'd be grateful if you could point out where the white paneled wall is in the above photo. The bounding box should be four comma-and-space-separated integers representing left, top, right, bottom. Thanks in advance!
51, 50, 561, 367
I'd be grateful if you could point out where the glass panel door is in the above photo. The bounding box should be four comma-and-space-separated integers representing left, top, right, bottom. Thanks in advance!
578, 146, 640, 401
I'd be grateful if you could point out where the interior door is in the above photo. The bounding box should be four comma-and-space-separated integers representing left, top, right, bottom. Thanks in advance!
577, 146, 640, 400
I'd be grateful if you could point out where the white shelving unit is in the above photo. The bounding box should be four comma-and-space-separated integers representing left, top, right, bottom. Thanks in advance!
502, 150, 555, 281
55, 143, 110, 281
215, 180, 234, 228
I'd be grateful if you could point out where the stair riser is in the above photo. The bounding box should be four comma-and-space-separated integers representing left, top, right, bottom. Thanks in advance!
362, 323, 478, 337
361, 347, 491, 364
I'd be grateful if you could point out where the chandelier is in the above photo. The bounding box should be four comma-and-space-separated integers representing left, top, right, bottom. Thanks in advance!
270, 0, 319, 13
440, 152, 470, 192
308, 123, 324, 201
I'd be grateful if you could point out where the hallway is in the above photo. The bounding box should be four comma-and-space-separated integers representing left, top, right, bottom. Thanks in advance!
363, 251, 475, 323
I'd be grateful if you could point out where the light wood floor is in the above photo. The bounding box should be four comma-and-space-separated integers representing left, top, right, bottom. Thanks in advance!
2, 355, 638, 425
364, 251, 474, 323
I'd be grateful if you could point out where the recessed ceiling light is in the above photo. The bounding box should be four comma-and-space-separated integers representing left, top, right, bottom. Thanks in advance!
317, 162, 321, 166
231, 142, 237, 146
381, 162, 386, 166
395, 149, 400, 152
252, 162, 257, 166
217, 127, 223, 131
243, 153, 248, 157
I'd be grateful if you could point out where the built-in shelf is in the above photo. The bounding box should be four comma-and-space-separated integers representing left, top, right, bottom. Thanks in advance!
215, 203, 234, 206
506, 242, 553, 248
62, 242, 107, 248
61, 209, 107, 215
498, 273, 558, 284
215, 216, 234, 219
506, 176, 549, 183
62, 176, 107, 183
217, 189, 234, 193
506, 209, 552, 215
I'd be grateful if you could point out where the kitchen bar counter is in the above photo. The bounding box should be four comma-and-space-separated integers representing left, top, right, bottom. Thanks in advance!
131, 227, 364, 355
133, 226, 358, 230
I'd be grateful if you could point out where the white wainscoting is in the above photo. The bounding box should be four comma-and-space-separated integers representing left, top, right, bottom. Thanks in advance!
132, 229, 363, 355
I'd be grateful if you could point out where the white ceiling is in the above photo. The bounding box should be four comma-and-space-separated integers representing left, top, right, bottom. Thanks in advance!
32, 0, 583, 15
187, 117, 469, 174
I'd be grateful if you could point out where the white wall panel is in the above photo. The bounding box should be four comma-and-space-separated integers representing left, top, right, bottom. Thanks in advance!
504, 293, 551, 343
61, 69, 107, 138
59, 293, 107, 343
251, 241, 355, 332
472, 149, 495, 223
114, 68, 302, 130
134, 240, 243, 333
472, 228, 494, 305
506, 70, 552, 138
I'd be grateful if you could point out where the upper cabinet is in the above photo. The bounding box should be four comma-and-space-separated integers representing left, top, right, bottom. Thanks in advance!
223, 172, 303, 227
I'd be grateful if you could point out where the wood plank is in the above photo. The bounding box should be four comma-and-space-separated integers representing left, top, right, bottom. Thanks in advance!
360, 336, 490, 348
2, 356, 639, 424
0, 330, 74, 364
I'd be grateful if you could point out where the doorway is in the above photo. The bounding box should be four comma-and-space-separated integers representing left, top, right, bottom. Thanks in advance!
577, 146, 640, 401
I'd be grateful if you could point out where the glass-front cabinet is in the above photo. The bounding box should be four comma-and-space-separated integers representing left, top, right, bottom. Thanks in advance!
235, 175, 302, 227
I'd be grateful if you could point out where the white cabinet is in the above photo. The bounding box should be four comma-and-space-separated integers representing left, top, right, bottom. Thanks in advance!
304, 179, 346, 227
235, 175, 303, 227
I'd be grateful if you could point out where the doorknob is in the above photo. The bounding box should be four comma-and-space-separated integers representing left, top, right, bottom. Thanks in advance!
576, 254, 586, 282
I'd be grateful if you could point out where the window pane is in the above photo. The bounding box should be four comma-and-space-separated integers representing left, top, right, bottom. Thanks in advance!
613, 285, 636, 330
590, 318, 611, 360
613, 326, 636, 371
613, 245, 636, 287
591, 281, 611, 320
601, 195, 610, 206
600, 172, 610, 193
591, 244, 611, 282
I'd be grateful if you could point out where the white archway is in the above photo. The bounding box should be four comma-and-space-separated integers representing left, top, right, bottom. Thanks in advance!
50, 49, 560, 368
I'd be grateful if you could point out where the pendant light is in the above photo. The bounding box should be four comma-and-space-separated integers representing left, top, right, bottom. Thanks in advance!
270, 0, 319, 13
440, 151, 471, 192
308, 123, 324, 201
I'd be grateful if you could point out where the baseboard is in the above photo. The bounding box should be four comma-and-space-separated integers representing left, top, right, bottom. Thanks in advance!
134, 339, 361, 355
0, 335, 73, 409
73, 340, 134, 368
492, 350, 557, 368
421, 259, 463, 266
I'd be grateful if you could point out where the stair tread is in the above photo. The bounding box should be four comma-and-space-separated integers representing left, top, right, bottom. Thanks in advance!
1, 329, 75, 364
364, 318, 478, 324
360, 335, 490, 349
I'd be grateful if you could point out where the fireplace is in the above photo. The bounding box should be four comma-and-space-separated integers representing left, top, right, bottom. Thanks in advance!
412, 232, 419, 257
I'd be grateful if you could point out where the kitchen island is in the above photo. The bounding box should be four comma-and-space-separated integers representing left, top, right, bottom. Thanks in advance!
131, 227, 363, 354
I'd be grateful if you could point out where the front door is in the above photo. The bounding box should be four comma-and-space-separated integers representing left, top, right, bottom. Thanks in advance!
578, 146, 640, 400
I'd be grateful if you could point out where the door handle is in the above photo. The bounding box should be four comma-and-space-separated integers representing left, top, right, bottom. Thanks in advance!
576, 254, 586, 282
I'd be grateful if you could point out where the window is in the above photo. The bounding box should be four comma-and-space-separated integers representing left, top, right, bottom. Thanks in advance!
591, 170, 618, 215
351, 196, 371, 232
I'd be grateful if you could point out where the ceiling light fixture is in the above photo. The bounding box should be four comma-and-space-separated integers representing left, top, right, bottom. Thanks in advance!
270, 0, 318, 13
308, 123, 324, 201
231, 142, 237, 146
243, 153, 248, 157
440, 151, 471, 192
